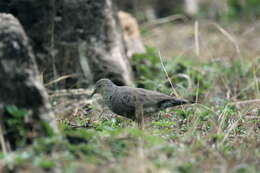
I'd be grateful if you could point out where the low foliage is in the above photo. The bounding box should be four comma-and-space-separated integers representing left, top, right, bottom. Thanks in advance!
227, 0, 260, 19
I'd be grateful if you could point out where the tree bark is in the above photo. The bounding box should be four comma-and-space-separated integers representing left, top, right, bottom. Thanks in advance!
0, 0, 134, 87
55, 0, 133, 86
0, 13, 58, 150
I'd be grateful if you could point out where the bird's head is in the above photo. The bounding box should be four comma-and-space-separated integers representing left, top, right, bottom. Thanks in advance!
90, 78, 115, 97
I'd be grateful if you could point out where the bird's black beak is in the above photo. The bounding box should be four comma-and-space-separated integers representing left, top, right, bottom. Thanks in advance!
90, 88, 96, 98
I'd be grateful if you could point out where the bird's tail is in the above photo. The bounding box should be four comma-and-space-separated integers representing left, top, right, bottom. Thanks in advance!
159, 98, 194, 109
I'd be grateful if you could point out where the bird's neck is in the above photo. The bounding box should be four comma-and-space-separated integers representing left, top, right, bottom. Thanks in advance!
102, 85, 117, 105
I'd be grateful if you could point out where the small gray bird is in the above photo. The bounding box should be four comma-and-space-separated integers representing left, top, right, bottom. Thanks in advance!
90, 78, 193, 122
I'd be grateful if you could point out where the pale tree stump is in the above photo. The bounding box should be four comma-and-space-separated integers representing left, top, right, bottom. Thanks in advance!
118, 11, 146, 58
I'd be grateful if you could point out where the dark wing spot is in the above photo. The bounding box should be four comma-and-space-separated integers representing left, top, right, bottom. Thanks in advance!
158, 99, 173, 109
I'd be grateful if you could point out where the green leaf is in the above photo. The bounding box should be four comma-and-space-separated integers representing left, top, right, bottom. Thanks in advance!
5, 105, 28, 118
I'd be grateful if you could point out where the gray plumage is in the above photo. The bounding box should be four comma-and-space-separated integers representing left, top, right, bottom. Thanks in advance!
91, 78, 192, 120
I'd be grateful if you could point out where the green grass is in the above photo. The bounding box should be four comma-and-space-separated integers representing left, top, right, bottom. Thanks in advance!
1, 48, 260, 172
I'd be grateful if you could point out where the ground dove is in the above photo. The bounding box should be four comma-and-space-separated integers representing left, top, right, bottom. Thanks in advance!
91, 78, 193, 122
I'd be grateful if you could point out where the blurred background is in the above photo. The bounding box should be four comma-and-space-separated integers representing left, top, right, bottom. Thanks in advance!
116, 0, 260, 20
115, 0, 260, 59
